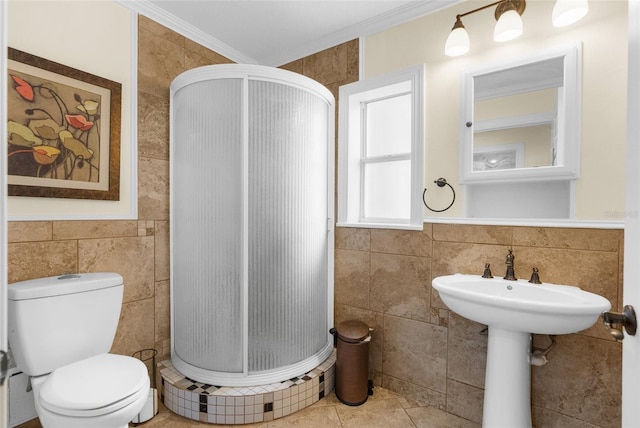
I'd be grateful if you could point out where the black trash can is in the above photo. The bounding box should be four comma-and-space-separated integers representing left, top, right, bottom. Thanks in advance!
330, 320, 373, 406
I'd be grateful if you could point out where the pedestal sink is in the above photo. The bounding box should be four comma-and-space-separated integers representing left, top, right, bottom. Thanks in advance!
432, 274, 611, 428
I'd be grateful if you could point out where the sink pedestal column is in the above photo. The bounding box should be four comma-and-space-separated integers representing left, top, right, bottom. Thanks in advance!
483, 328, 532, 428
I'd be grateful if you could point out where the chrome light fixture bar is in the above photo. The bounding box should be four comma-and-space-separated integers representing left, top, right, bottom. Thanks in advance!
445, 0, 588, 57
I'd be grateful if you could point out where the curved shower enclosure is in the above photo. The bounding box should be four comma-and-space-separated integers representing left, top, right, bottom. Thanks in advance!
170, 64, 334, 386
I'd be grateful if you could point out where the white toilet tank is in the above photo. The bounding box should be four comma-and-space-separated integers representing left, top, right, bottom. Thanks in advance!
8, 273, 124, 377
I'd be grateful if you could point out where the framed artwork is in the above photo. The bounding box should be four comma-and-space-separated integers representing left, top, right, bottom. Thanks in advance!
7, 47, 121, 200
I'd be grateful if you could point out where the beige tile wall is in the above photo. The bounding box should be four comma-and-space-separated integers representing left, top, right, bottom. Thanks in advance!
6, 14, 622, 428
336, 224, 623, 427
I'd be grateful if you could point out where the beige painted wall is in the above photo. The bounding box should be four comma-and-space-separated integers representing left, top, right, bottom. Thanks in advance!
364, 0, 627, 220
7, 0, 134, 219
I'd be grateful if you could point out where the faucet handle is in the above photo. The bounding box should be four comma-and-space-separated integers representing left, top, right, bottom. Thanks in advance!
482, 263, 493, 278
529, 267, 542, 284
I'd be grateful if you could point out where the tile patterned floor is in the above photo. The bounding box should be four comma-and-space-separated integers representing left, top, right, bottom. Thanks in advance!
16, 387, 480, 428
141, 387, 480, 428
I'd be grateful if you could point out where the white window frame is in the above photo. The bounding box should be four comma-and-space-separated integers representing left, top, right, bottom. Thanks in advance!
337, 64, 424, 230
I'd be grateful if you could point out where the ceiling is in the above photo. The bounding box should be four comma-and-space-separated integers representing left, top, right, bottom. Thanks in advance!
121, 0, 457, 66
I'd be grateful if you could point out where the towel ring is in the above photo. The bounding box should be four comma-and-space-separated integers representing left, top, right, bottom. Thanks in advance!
423, 178, 455, 213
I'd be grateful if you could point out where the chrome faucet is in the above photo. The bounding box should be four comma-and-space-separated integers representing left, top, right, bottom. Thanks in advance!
504, 249, 516, 280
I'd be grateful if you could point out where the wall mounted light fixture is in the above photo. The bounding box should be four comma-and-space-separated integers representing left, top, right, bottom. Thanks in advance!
444, 0, 588, 57
552, 0, 589, 27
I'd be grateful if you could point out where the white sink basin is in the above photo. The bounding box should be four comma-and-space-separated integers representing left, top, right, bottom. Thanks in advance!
432, 273, 611, 334
432, 274, 611, 428
432, 273, 612, 427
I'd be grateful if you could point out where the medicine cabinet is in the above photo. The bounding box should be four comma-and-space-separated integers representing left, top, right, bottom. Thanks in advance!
459, 43, 581, 184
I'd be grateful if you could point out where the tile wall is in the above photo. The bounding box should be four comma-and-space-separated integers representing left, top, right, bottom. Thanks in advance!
335, 224, 623, 427
6, 13, 622, 428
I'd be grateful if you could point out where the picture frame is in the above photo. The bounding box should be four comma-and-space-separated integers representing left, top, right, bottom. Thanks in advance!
7, 47, 121, 200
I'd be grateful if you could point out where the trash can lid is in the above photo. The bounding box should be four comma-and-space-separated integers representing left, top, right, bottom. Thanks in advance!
336, 320, 370, 342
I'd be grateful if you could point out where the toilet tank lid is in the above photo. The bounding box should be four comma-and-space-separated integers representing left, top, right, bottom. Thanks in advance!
9, 273, 123, 301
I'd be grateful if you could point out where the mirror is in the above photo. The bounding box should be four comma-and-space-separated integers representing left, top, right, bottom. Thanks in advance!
473, 57, 562, 170
459, 44, 581, 183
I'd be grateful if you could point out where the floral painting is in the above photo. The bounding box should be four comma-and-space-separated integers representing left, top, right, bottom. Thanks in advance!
7, 48, 121, 200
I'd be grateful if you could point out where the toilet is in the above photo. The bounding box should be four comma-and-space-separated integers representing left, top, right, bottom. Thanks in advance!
8, 273, 150, 428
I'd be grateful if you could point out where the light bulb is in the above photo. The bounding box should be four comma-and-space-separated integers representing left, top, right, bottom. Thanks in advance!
494, 9, 523, 42
552, 0, 588, 27
445, 26, 470, 57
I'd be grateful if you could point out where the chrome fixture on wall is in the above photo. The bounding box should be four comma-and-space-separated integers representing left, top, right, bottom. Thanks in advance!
444, 0, 589, 57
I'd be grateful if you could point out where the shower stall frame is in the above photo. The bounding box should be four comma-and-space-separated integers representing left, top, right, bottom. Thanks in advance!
169, 64, 335, 387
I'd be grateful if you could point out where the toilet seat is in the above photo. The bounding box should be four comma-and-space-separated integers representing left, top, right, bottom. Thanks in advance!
39, 353, 149, 417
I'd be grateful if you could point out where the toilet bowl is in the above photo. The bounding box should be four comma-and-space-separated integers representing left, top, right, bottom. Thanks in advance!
31, 354, 149, 428
7, 273, 151, 428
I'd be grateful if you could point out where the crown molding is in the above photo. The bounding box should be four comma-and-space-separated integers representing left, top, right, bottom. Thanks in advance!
260, 0, 461, 66
115, 0, 259, 64
116, 0, 460, 67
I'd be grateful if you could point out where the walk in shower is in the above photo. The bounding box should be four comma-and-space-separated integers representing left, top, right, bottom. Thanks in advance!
170, 64, 335, 387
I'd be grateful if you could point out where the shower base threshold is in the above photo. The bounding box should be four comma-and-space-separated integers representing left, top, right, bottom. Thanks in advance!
158, 350, 336, 424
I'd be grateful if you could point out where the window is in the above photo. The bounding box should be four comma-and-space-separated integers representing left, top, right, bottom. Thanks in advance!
337, 65, 424, 229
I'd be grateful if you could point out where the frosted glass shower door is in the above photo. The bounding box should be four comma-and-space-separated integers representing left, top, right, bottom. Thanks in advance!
170, 65, 334, 386
172, 78, 245, 373
248, 81, 329, 372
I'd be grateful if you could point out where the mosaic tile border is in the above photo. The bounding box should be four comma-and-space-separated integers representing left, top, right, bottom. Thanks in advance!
158, 350, 336, 424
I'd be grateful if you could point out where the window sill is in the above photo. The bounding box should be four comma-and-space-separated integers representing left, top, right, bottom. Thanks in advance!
335, 222, 423, 231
